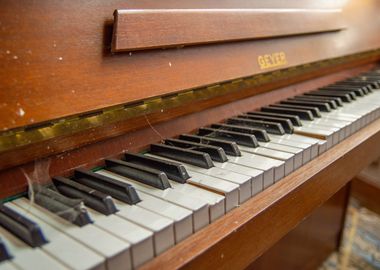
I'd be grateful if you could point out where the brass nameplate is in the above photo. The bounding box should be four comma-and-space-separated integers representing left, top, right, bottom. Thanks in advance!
258, 52, 287, 70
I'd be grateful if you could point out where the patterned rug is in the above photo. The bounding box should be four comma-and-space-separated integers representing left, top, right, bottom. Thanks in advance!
319, 200, 380, 270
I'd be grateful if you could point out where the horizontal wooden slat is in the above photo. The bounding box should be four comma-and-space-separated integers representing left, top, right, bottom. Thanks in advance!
140, 117, 380, 270
112, 8, 345, 51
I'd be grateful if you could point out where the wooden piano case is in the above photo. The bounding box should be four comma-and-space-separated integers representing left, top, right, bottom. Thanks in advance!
1, 0, 380, 269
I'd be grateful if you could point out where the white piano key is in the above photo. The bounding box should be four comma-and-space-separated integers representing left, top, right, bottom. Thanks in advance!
0, 261, 18, 270
111, 200, 174, 256
321, 111, 363, 133
5, 201, 106, 270
217, 153, 281, 184
268, 134, 320, 158
301, 92, 380, 142
137, 192, 193, 243
97, 169, 209, 232
145, 154, 248, 205
10, 199, 132, 270
97, 170, 195, 242
303, 118, 350, 140
300, 120, 342, 143
237, 145, 294, 175
266, 135, 314, 161
146, 152, 268, 194
183, 164, 252, 203
167, 180, 226, 221
84, 208, 154, 269
226, 153, 284, 185
259, 141, 302, 163
211, 160, 264, 195
0, 227, 69, 270
187, 170, 239, 211
294, 125, 334, 149
258, 142, 303, 169
270, 132, 327, 154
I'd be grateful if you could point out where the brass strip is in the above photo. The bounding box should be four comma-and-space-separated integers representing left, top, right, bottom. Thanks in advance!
0, 49, 379, 153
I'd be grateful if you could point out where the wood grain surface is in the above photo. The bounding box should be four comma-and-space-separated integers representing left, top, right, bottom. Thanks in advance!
0, 0, 379, 131
247, 185, 350, 270
112, 8, 345, 51
351, 176, 380, 216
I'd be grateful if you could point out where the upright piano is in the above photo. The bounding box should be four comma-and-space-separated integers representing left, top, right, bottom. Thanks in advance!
1, 0, 380, 269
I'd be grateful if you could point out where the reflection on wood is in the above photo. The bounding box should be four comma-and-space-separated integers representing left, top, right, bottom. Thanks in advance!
112, 8, 345, 51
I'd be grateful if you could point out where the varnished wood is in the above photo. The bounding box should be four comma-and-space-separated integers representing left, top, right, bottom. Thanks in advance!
112, 8, 345, 51
140, 117, 380, 270
0, 1, 380, 268
246, 185, 350, 270
351, 176, 380, 216
0, 0, 380, 131
0, 63, 376, 198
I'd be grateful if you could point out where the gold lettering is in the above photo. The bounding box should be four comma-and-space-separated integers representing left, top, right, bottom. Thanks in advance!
280, 52, 287, 65
264, 55, 271, 67
258, 56, 266, 69
257, 51, 287, 70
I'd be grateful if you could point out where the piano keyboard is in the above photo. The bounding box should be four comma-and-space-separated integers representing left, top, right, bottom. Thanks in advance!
1, 69, 380, 270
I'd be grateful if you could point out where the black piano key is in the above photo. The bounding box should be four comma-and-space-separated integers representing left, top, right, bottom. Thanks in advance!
105, 159, 171, 189
227, 117, 285, 135
179, 134, 242, 156
165, 138, 228, 163
270, 104, 321, 118
150, 143, 214, 169
335, 80, 372, 86
210, 123, 270, 142
52, 176, 118, 216
123, 153, 190, 183
316, 89, 357, 100
0, 204, 48, 247
350, 77, 380, 88
197, 127, 259, 147
319, 87, 361, 99
299, 94, 343, 106
0, 237, 12, 262
247, 111, 302, 126
121, 154, 194, 186
346, 77, 380, 82
33, 186, 93, 227
332, 82, 369, 94
281, 99, 331, 112
363, 85, 373, 93
238, 114, 294, 133
262, 106, 314, 121
306, 90, 353, 102
73, 169, 141, 204
345, 80, 378, 91
322, 85, 365, 96
291, 96, 338, 109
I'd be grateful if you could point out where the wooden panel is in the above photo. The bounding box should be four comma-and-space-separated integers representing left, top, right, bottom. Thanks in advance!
0, 0, 379, 131
0, 63, 375, 196
112, 8, 345, 51
140, 117, 380, 270
351, 177, 380, 216
247, 185, 350, 270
